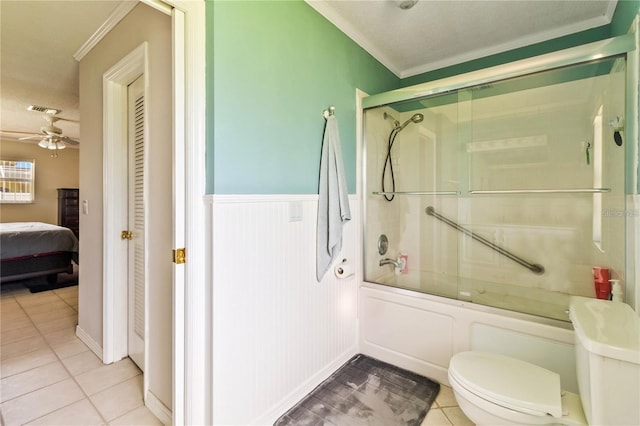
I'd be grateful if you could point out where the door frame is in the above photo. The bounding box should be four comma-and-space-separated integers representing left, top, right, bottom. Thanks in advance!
103, 42, 148, 368
101, 1, 207, 424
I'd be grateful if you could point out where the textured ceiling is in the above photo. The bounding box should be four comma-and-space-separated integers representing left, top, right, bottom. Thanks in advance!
306, 0, 617, 77
0, 1, 124, 142
0, 0, 619, 145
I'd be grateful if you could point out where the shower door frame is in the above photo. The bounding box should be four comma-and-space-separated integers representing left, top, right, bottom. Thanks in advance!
361, 33, 638, 314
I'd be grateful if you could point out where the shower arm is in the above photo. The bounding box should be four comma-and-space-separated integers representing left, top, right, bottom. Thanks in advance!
425, 206, 545, 275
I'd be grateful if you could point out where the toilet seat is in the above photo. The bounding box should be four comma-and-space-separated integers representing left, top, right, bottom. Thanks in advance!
449, 351, 563, 418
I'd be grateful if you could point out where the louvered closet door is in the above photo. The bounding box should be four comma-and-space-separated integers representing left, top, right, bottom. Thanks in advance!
127, 75, 146, 371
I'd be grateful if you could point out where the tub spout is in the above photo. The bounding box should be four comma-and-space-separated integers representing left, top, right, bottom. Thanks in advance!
379, 258, 401, 268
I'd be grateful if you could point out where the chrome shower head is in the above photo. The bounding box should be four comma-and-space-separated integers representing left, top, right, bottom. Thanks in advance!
397, 113, 424, 131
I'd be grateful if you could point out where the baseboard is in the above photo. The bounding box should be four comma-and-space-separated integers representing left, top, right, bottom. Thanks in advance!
75, 325, 103, 361
146, 390, 172, 426
252, 345, 359, 425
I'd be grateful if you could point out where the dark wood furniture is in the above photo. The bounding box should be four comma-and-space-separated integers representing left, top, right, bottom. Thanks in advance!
57, 188, 79, 238
1, 252, 73, 283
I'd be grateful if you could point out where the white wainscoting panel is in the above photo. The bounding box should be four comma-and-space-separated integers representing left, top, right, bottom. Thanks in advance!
208, 194, 360, 425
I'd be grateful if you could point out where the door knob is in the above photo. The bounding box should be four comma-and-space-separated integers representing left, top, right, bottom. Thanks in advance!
121, 230, 133, 240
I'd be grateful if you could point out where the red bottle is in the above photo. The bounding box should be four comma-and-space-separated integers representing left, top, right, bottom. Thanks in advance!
593, 267, 611, 300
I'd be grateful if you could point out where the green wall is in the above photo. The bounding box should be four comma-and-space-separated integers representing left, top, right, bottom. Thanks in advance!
611, 0, 640, 37
206, 0, 639, 194
207, 0, 398, 194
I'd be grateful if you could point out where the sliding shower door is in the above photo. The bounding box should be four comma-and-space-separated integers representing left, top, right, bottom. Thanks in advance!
364, 94, 461, 300
363, 55, 627, 321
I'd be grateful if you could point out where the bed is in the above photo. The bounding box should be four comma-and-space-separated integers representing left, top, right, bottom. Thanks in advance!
1, 222, 79, 284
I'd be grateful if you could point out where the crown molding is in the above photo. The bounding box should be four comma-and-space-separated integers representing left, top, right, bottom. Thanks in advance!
400, 13, 614, 78
305, 0, 402, 77
73, 1, 138, 62
306, 0, 617, 80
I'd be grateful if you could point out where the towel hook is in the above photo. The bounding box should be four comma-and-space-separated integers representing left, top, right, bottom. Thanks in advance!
322, 106, 336, 119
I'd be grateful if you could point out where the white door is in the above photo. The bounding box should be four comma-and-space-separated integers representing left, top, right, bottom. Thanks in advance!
127, 75, 146, 371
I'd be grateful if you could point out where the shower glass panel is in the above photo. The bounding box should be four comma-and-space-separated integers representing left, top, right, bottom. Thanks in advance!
363, 56, 627, 321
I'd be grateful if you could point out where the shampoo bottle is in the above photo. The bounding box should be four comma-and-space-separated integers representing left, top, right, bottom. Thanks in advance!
593, 267, 610, 299
610, 279, 623, 302
398, 253, 408, 275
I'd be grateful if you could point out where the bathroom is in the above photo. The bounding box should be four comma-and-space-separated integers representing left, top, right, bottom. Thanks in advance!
208, 1, 639, 424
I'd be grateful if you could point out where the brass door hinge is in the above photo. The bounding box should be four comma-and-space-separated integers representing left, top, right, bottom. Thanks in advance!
121, 230, 133, 240
173, 248, 186, 264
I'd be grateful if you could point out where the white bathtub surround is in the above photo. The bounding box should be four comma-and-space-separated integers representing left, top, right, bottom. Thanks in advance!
359, 282, 578, 392
207, 194, 360, 425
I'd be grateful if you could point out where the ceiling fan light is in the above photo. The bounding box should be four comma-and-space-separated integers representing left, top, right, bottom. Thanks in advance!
38, 139, 49, 148
56, 142, 66, 150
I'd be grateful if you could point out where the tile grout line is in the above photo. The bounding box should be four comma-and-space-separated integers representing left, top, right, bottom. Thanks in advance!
53, 287, 79, 313
97, 376, 148, 426
2, 292, 69, 394
33, 290, 109, 424
9, 287, 110, 425
441, 407, 455, 426
3, 291, 73, 399
17, 287, 148, 426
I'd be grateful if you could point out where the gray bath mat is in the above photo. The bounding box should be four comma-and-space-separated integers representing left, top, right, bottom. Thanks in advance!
275, 354, 440, 426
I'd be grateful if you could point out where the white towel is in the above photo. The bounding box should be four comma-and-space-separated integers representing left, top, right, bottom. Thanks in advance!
316, 114, 351, 282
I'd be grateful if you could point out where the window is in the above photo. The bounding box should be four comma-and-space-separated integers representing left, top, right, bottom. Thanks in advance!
0, 159, 35, 203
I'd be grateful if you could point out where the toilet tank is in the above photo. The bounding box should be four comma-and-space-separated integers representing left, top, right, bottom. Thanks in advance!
569, 296, 640, 426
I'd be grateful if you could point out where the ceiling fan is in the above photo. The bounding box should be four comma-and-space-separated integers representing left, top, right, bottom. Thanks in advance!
19, 115, 79, 149
1, 107, 79, 157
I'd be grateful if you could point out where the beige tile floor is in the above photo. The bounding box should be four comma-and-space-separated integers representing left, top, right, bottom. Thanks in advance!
421, 385, 474, 426
0, 282, 162, 426
1, 279, 472, 426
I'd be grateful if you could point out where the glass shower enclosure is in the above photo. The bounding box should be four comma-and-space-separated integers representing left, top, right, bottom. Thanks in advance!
363, 37, 634, 321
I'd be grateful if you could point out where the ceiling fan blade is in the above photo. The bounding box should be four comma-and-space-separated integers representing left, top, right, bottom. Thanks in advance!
55, 116, 79, 123
1, 129, 39, 136
47, 115, 79, 124
18, 135, 43, 141
60, 136, 80, 145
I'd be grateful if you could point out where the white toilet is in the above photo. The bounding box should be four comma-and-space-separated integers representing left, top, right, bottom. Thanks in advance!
448, 296, 640, 425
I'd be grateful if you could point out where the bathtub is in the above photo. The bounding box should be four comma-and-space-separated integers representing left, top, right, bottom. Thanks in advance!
374, 270, 572, 321
359, 281, 579, 393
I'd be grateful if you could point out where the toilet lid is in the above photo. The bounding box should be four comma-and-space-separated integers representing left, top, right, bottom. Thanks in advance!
449, 351, 562, 418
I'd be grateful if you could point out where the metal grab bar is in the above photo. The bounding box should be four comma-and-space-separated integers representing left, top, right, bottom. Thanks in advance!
373, 191, 459, 196
425, 206, 545, 275
469, 188, 610, 194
